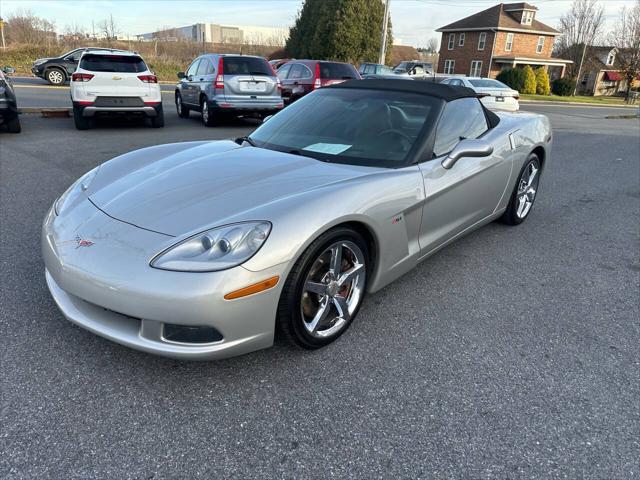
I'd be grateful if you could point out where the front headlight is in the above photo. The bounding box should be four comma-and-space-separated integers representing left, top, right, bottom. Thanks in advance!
54, 167, 100, 215
33, 59, 47, 66
150, 221, 272, 272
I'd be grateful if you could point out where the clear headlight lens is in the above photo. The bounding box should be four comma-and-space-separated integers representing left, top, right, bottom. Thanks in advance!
33, 59, 47, 66
150, 221, 272, 272
54, 167, 100, 215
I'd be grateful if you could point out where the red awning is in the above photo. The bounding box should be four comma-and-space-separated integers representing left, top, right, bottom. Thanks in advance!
604, 71, 621, 81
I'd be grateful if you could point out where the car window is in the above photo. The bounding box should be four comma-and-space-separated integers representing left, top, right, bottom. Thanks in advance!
288, 64, 312, 80
79, 54, 147, 73
277, 64, 291, 80
433, 98, 488, 157
223, 56, 272, 76
363, 64, 375, 74
196, 58, 212, 76
380, 66, 394, 75
250, 88, 439, 168
186, 59, 200, 77
412, 66, 425, 75
319, 62, 358, 79
66, 50, 84, 62
468, 79, 509, 89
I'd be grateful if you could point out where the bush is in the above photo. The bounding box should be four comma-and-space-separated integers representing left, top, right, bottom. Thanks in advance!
551, 77, 576, 96
496, 67, 525, 93
522, 65, 536, 94
534, 67, 551, 95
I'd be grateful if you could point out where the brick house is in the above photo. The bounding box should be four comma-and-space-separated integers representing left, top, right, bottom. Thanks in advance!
577, 47, 640, 96
436, 2, 572, 79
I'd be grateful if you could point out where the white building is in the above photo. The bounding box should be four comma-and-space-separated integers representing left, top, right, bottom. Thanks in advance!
138, 23, 287, 46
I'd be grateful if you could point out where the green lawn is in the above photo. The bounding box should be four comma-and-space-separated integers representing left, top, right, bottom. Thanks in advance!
519, 94, 630, 105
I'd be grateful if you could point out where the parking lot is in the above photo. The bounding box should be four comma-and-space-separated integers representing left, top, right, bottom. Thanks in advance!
1, 89, 639, 478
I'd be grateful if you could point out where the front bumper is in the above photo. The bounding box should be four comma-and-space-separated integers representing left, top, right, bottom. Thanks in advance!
42, 202, 285, 360
0, 99, 19, 119
32, 66, 45, 78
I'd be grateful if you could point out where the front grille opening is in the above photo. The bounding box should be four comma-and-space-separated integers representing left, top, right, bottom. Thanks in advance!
163, 324, 223, 344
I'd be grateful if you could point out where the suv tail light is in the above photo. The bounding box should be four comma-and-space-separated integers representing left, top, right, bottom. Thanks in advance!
71, 73, 94, 82
138, 74, 158, 83
313, 63, 321, 90
214, 57, 225, 91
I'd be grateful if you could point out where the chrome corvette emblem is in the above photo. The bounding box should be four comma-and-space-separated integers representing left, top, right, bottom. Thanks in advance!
75, 235, 94, 248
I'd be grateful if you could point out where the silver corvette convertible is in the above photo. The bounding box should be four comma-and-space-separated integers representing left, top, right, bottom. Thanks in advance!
43, 79, 551, 360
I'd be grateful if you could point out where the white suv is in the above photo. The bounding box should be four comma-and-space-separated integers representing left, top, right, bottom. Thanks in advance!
70, 50, 163, 130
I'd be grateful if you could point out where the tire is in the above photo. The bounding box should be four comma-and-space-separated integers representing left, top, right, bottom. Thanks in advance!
500, 153, 541, 225
200, 97, 217, 127
73, 106, 92, 130
175, 92, 189, 118
6, 115, 21, 133
277, 226, 369, 349
150, 107, 165, 128
46, 68, 66, 85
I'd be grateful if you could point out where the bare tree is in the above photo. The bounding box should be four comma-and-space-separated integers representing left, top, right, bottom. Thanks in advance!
425, 37, 438, 54
98, 14, 119, 43
609, 0, 640, 100
5, 9, 56, 45
557, 0, 605, 77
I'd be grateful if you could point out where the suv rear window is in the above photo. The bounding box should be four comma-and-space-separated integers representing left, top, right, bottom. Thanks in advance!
223, 57, 272, 76
319, 62, 358, 79
80, 54, 147, 73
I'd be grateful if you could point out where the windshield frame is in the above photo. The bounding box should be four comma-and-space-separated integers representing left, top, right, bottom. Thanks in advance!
249, 87, 444, 169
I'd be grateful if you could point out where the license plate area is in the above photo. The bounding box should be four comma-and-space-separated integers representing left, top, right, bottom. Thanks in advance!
94, 97, 144, 107
239, 81, 266, 92
496, 96, 505, 102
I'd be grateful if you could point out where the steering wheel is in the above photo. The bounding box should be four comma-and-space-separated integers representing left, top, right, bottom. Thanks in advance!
377, 129, 412, 146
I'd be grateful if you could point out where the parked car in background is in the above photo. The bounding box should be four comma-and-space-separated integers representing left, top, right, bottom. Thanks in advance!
70, 50, 163, 130
393, 61, 434, 79
277, 60, 360, 104
32, 47, 124, 85
0, 67, 21, 133
358, 63, 410, 79
440, 77, 520, 111
269, 59, 291, 70
175, 54, 283, 126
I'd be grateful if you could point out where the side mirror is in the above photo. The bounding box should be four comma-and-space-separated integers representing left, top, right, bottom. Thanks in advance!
177, 71, 186, 79
3, 66, 15, 75
441, 139, 494, 169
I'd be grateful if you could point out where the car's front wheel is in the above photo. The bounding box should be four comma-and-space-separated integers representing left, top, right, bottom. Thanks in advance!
46, 68, 66, 85
501, 153, 541, 225
277, 227, 369, 349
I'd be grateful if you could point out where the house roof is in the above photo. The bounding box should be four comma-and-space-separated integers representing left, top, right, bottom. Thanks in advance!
584, 46, 634, 71
437, 3, 560, 35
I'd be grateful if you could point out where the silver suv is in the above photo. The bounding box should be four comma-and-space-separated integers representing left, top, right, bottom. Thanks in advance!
175, 54, 284, 126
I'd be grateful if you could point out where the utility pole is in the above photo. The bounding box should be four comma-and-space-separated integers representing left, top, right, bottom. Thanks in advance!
0, 18, 6, 49
379, 0, 391, 65
573, 42, 587, 96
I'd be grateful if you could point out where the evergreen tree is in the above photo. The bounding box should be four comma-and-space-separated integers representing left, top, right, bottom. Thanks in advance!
523, 65, 537, 94
534, 67, 551, 95
286, 0, 393, 64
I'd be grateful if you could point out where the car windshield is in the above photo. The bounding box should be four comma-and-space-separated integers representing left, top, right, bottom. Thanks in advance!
379, 65, 395, 75
319, 62, 358, 79
223, 57, 272, 76
469, 79, 509, 89
80, 54, 147, 72
249, 88, 439, 168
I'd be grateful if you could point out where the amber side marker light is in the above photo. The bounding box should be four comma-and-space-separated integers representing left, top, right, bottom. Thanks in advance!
224, 276, 280, 300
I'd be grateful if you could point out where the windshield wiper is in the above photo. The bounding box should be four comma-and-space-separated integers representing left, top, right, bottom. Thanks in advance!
235, 136, 257, 147
287, 149, 328, 162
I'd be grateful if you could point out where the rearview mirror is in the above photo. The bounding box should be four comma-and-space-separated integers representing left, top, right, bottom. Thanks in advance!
177, 71, 186, 79
441, 139, 494, 169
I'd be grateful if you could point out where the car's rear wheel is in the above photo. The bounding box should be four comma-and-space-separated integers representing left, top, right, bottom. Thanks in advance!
501, 153, 541, 225
46, 68, 65, 85
201, 98, 217, 127
150, 107, 165, 128
6, 115, 21, 133
277, 227, 369, 349
73, 106, 92, 130
175, 93, 189, 118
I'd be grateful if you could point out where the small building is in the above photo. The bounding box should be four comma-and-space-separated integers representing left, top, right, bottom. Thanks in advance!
139, 23, 243, 44
577, 47, 640, 96
436, 2, 572, 79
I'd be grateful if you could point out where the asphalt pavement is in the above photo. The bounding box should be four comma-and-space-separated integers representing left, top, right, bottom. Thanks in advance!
1, 94, 639, 479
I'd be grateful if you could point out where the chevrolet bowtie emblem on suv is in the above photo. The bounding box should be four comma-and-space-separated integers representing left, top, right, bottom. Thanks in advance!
112, 75, 122, 80
75, 235, 94, 248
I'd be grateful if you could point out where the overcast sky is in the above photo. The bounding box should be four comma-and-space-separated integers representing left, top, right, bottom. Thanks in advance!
2, 0, 634, 47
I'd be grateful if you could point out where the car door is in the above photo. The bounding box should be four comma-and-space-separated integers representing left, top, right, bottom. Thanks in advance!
182, 59, 201, 106
63, 49, 84, 77
418, 97, 510, 255
285, 63, 309, 101
277, 64, 292, 101
195, 56, 213, 101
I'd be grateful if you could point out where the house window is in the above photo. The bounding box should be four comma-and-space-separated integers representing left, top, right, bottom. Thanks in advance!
536, 36, 545, 54
505, 33, 514, 52
606, 52, 615, 65
448, 33, 455, 50
459, 33, 465, 46
444, 59, 455, 74
470, 60, 483, 77
521, 10, 534, 25
478, 32, 486, 50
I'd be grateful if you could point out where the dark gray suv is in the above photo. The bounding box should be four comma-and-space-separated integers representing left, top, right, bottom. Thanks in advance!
175, 54, 284, 126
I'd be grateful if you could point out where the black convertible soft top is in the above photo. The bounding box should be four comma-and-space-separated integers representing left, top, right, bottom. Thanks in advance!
330, 78, 477, 101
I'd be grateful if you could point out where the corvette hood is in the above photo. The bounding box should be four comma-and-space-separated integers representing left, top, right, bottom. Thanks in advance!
89, 141, 376, 236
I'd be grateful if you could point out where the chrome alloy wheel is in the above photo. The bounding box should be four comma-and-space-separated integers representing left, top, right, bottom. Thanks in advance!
300, 240, 366, 338
516, 160, 540, 219
48, 69, 64, 85
202, 101, 209, 124
176, 96, 183, 115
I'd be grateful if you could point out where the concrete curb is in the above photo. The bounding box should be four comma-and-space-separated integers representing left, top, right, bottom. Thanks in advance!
20, 107, 71, 117
520, 100, 638, 109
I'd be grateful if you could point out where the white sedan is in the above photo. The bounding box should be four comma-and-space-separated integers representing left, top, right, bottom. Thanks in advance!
441, 77, 519, 112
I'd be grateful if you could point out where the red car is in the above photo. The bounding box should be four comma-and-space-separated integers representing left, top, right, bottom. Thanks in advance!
276, 60, 361, 104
